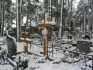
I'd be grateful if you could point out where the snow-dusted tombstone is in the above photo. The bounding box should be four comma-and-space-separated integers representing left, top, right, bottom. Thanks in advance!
6, 35, 17, 57
77, 41, 90, 54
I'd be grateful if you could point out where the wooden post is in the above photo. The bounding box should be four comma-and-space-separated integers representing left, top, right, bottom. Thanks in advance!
24, 45, 28, 54
45, 31, 48, 59
24, 36, 28, 54
20, 32, 32, 54
43, 36, 46, 56
42, 28, 48, 58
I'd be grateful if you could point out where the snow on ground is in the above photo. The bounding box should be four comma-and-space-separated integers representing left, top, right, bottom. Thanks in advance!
16, 38, 92, 70
0, 65, 14, 70
0, 36, 92, 70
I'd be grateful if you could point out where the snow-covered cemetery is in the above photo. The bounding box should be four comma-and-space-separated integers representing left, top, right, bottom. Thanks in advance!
0, 0, 93, 70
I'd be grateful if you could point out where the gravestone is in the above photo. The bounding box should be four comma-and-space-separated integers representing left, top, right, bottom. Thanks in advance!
6, 35, 17, 57
77, 41, 90, 54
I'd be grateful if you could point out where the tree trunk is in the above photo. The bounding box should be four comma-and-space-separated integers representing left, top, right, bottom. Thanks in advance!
26, 13, 29, 26
91, 0, 93, 33
0, 2, 2, 34
58, 0, 63, 39
30, 17, 31, 26
83, 0, 86, 35
16, 0, 21, 41
67, 0, 73, 29
1, 0, 4, 36
87, 0, 90, 33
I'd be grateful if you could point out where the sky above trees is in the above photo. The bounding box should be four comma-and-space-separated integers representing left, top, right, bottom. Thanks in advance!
11, 0, 80, 8
11, 0, 44, 3
73, 0, 80, 8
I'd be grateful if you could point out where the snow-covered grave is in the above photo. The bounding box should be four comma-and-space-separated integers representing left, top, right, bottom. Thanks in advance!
0, 36, 92, 70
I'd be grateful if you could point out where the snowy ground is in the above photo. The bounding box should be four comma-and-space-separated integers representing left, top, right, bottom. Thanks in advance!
0, 36, 92, 70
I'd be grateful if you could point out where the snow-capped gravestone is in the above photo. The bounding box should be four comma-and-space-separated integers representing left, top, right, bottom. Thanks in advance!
6, 35, 17, 57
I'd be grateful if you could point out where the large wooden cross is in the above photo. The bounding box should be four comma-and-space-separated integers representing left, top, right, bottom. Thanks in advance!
37, 23, 52, 59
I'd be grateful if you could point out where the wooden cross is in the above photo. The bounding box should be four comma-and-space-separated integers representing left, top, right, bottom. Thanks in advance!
37, 23, 52, 59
